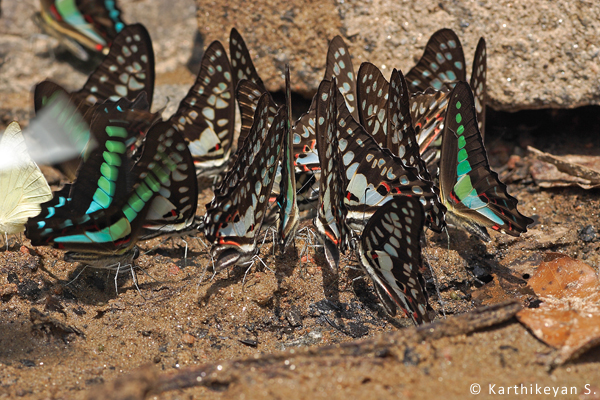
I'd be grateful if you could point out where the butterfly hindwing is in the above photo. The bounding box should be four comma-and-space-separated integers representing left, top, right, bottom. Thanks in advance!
439, 82, 533, 240
358, 196, 430, 325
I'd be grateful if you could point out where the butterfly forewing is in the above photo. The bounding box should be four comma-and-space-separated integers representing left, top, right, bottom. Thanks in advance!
325, 36, 358, 120
470, 37, 487, 139
169, 40, 235, 177
358, 196, 430, 324
229, 28, 267, 93
292, 35, 357, 173
405, 29, 467, 94
439, 82, 533, 240
204, 94, 285, 270
314, 79, 350, 269
356, 62, 390, 149
74, 23, 155, 109
0, 122, 53, 235
335, 90, 445, 233
236, 79, 278, 146
388, 69, 430, 180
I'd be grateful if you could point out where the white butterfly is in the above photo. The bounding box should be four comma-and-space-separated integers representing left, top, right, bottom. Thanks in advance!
0, 122, 53, 238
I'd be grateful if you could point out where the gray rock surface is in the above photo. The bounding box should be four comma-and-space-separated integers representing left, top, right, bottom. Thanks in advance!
196, 0, 600, 111
0, 0, 198, 126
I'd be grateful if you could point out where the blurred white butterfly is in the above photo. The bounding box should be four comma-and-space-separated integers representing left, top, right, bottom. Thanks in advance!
0, 122, 53, 245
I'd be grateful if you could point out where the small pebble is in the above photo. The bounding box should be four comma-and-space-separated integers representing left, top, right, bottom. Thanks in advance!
579, 225, 596, 242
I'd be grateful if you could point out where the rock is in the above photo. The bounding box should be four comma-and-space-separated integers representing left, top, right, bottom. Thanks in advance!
196, 0, 600, 111
579, 225, 596, 242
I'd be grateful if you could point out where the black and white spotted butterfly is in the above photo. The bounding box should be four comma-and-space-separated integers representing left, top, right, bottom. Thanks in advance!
313, 78, 351, 270
406, 29, 487, 161
34, 23, 155, 116
204, 94, 286, 270
356, 196, 430, 325
335, 81, 446, 233
293, 35, 358, 174
169, 40, 235, 180
356, 64, 430, 180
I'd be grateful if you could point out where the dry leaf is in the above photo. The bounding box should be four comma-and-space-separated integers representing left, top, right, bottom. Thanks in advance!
517, 253, 600, 365
528, 146, 600, 189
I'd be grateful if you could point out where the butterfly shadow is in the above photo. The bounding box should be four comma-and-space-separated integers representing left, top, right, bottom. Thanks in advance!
429, 228, 529, 296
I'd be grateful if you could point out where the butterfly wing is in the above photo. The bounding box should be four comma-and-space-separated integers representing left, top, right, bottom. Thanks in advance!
470, 37, 487, 139
335, 88, 445, 233
356, 62, 390, 149
439, 82, 533, 240
0, 123, 53, 235
277, 66, 299, 253
229, 28, 268, 93
358, 196, 430, 324
314, 78, 350, 270
75, 0, 126, 41
138, 121, 199, 239
405, 28, 467, 94
169, 40, 235, 178
204, 94, 285, 270
73, 23, 155, 110
325, 35, 358, 120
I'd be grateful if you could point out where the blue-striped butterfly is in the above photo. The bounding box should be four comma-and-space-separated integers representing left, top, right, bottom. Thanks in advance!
35, 0, 126, 61
26, 99, 194, 269
439, 82, 532, 241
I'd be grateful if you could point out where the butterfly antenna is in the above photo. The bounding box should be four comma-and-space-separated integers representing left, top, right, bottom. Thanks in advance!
129, 265, 147, 300
66, 265, 89, 286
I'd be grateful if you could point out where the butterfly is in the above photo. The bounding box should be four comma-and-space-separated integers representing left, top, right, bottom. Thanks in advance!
356, 196, 430, 325
313, 78, 350, 270
293, 35, 358, 173
34, 23, 156, 117
406, 30, 487, 159
335, 81, 445, 233
25, 100, 194, 269
204, 94, 286, 270
35, 0, 126, 61
169, 40, 236, 180
276, 66, 300, 253
0, 122, 53, 243
356, 64, 430, 179
439, 82, 532, 241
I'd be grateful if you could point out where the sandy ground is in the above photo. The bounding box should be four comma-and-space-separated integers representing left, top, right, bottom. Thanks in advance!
1, 2, 600, 399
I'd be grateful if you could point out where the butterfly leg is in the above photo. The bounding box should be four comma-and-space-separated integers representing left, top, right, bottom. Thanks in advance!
66, 264, 89, 286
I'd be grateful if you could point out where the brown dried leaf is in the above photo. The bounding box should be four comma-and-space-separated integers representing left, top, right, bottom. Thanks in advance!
528, 146, 600, 189
517, 254, 600, 365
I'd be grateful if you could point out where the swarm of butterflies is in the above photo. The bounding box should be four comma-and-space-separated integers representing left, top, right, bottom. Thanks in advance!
0, 0, 534, 326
